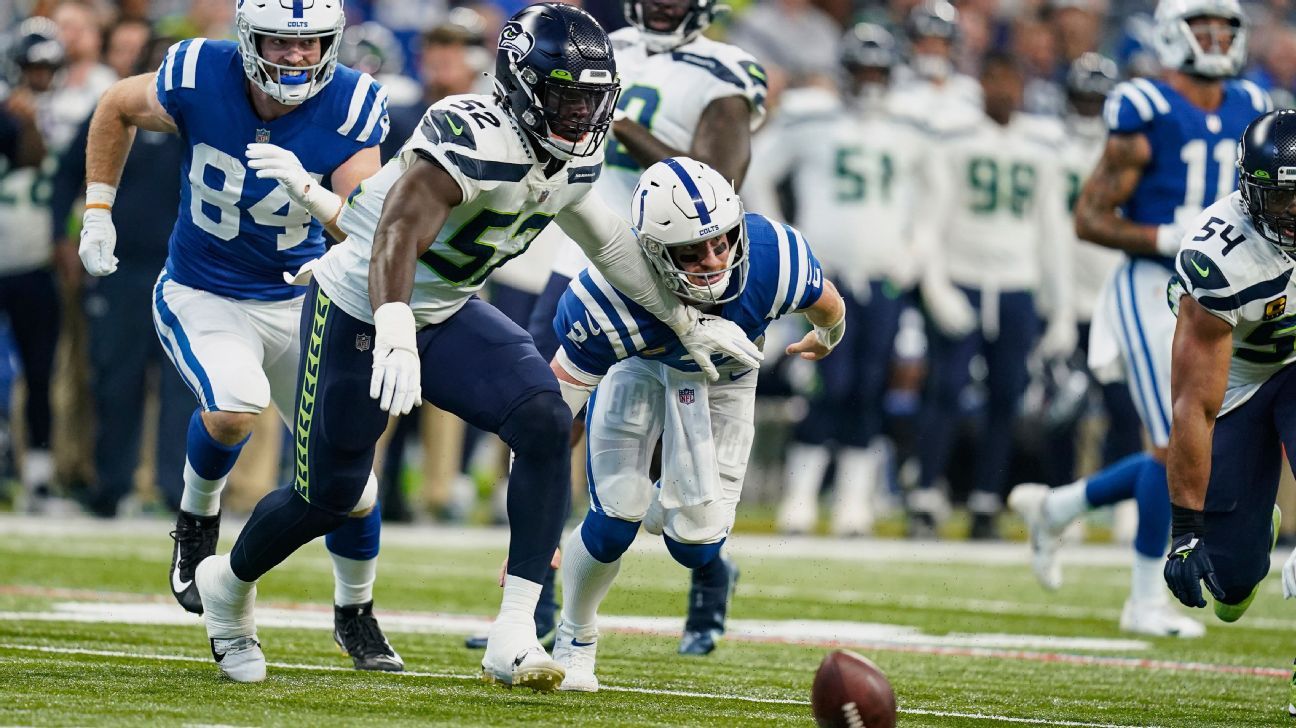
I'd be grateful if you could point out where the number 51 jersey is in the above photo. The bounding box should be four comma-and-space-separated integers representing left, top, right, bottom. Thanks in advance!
315, 94, 604, 325
1170, 191, 1296, 415
155, 39, 388, 301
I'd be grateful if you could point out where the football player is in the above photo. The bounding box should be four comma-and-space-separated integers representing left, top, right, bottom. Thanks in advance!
78, 0, 401, 676
549, 157, 845, 692
189, 4, 760, 689
1163, 110, 1293, 682
1009, 0, 1270, 637
523, 0, 769, 657
904, 52, 1077, 540
743, 24, 926, 537
888, 0, 981, 131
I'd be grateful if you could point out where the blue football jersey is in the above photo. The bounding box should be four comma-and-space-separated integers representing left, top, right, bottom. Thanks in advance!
154, 39, 388, 300
1103, 77, 1270, 261
554, 212, 824, 378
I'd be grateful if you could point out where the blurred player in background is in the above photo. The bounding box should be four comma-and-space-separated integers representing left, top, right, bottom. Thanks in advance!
1010, 0, 1269, 637
523, 0, 769, 657
888, 0, 981, 129
742, 24, 926, 537
77, 0, 403, 674
550, 157, 844, 692
906, 52, 1077, 540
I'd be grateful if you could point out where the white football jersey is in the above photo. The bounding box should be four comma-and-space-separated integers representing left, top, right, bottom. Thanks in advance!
314, 93, 605, 325
1060, 115, 1123, 323
542, 27, 768, 278
886, 73, 982, 135
918, 110, 1073, 291
1171, 191, 1296, 415
743, 85, 927, 293
0, 156, 55, 275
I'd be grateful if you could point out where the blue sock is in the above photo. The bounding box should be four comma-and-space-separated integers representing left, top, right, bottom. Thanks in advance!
1132, 458, 1171, 559
1084, 452, 1153, 508
186, 408, 247, 480
325, 505, 381, 560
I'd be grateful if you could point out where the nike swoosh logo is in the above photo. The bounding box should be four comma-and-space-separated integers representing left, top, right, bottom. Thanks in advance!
728, 369, 753, 381
172, 553, 192, 594
1192, 258, 1211, 277
447, 116, 465, 136
571, 639, 596, 647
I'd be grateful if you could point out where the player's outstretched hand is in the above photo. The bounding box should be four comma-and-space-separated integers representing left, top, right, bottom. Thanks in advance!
1037, 317, 1078, 360
370, 302, 422, 416
1164, 533, 1226, 608
921, 277, 976, 338
246, 143, 342, 222
677, 309, 762, 380
78, 208, 118, 277
786, 329, 833, 361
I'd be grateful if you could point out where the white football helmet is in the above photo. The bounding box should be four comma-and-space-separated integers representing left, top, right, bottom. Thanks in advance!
237, 0, 345, 105
1152, 0, 1246, 78
632, 157, 748, 305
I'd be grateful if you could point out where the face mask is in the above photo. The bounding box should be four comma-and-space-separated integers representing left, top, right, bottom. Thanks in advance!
913, 53, 951, 80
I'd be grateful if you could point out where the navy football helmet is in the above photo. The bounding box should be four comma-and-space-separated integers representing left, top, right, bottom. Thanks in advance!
841, 23, 899, 72
1238, 110, 1296, 253
623, 0, 719, 53
494, 3, 620, 160
906, 0, 959, 42
1065, 52, 1118, 116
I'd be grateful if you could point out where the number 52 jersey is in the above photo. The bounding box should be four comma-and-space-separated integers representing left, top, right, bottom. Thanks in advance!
1170, 191, 1296, 415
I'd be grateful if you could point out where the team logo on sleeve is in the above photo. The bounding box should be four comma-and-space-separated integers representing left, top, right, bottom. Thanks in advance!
499, 22, 534, 61
1265, 296, 1287, 321
678, 388, 695, 405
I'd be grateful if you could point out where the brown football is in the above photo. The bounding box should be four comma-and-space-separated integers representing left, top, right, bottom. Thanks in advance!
810, 649, 897, 728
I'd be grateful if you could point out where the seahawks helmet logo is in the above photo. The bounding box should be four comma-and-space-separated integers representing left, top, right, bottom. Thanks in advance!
499, 22, 535, 62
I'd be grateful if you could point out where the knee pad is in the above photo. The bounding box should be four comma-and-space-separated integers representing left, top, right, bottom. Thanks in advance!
663, 535, 725, 569
349, 471, 378, 517
580, 510, 640, 563
500, 391, 569, 457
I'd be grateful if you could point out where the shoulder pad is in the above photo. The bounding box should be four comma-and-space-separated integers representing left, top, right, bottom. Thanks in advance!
1103, 79, 1170, 134
1178, 248, 1231, 291
1229, 78, 1274, 114
333, 71, 389, 145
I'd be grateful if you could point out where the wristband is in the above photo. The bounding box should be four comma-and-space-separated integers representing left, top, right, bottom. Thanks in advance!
86, 182, 117, 209
1170, 503, 1205, 540
813, 316, 846, 351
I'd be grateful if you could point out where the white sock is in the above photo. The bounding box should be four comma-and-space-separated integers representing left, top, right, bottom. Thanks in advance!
180, 461, 225, 517
1129, 552, 1166, 604
560, 524, 621, 633
781, 444, 831, 508
21, 448, 53, 489
834, 446, 878, 506
331, 553, 376, 607
1044, 479, 1090, 530
204, 554, 256, 638
497, 574, 542, 626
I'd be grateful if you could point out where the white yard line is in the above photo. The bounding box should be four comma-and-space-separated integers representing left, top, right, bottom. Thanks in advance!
0, 642, 1160, 728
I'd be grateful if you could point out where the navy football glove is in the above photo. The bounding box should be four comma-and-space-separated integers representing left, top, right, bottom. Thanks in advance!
1164, 506, 1225, 608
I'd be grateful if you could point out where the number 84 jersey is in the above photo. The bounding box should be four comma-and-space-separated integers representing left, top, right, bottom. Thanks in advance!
1170, 191, 1296, 415
316, 94, 603, 325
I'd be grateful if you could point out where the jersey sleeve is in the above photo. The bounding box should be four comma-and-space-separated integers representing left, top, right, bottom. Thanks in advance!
771, 221, 825, 318
333, 72, 390, 149
1173, 245, 1242, 326
1102, 79, 1169, 135
553, 275, 624, 379
675, 46, 769, 130
398, 101, 497, 205
1235, 79, 1274, 115
154, 38, 219, 131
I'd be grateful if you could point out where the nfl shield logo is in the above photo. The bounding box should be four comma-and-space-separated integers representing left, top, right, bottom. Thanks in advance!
678, 388, 695, 405
255, 128, 271, 143
355, 333, 371, 352
538, 190, 551, 204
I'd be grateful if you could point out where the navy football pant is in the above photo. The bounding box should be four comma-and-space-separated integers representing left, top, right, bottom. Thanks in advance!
1201, 362, 1296, 604
794, 279, 905, 449
0, 269, 58, 451
916, 288, 1038, 502
231, 284, 568, 584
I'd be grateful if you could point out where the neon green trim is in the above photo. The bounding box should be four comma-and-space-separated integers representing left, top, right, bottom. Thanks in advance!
447, 116, 465, 136
550, 69, 573, 81
1191, 258, 1211, 278
293, 287, 331, 501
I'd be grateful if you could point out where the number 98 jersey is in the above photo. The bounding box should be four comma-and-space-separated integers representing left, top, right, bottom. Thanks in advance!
155, 39, 388, 301
1170, 191, 1296, 415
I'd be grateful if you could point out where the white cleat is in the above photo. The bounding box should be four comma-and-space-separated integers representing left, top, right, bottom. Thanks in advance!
481, 620, 564, 692
1119, 599, 1205, 638
209, 635, 266, 683
830, 497, 875, 538
1008, 483, 1064, 591
776, 494, 818, 535
553, 621, 599, 692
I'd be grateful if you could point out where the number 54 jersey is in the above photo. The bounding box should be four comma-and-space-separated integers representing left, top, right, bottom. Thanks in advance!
1170, 191, 1296, 415
154, 39, 388, 301
315, 94, 602, 325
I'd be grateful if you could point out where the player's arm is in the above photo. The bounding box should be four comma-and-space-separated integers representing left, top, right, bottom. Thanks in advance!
1073, 133, 1161, 255
1167, 293, 1232, 512
1035, 161, 1078, 358
323, 146, 380, 239
244, 144, 380, 241
786, 278, 846, 361
3, 89, 45, 168
613, 96, 753, 185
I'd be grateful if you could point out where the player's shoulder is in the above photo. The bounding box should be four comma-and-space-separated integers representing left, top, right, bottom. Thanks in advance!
769, 86, 843, 128
1224, 77, 1274, 116
1177, 193, 1288, 307
609, 26, 642, 50
1014, 112, 1068, 149
1103, 77, 1177, 134
156, 38, 237, 94
671, 36, 767, 96
410, 94, 535, 182
319, 64, 389, 146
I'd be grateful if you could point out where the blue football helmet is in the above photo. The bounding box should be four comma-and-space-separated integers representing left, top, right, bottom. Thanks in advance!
1238, 110, 1296, 252
494, 3, 621, 160
623, 0, 719, 53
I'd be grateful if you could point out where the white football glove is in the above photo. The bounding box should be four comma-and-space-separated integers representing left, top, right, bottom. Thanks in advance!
1282, 546, 1296, 600
674, 308, 763, 381
1037, 317, 1078, 360
921, 276, 976, 338
78, 183, 119, 277
246, 143, 343, 224
370, 302, 422, 416
1156, 220, 1190, 257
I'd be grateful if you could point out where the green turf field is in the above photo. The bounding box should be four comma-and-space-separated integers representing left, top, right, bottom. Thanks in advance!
1, 515, 1292, 726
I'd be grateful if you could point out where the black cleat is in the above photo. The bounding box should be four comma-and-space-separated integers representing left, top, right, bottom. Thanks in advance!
906, 511, 938, 540
679, 553, 739, 656
970, 512, 1000, 541
169, 510, 220, 614
335, 601, 404, 671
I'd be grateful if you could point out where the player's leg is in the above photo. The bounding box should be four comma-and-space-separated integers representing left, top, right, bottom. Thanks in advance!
554, 359, 664, 691
153, 273, 265, 614
154, 360, 193, 513
260, 298, 401, 672
2, 270, 59, 509
198, 283, 389, 681
413, 297, 572, 690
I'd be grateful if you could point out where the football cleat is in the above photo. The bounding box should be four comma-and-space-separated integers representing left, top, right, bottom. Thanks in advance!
334, 601, 404, 671
170, 510, 220, 615
209, 635, 266, 683
481, 620, 564, 692
1119, 598, 1205, 638
680, 554, 740, 656
776, 490, 818, 535
1008, 483, 1064, 591
1287, 658, 1295, 718
553, 621, 599, 692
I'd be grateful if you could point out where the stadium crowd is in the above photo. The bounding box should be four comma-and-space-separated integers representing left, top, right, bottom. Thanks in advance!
1, 0, 1294, 543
